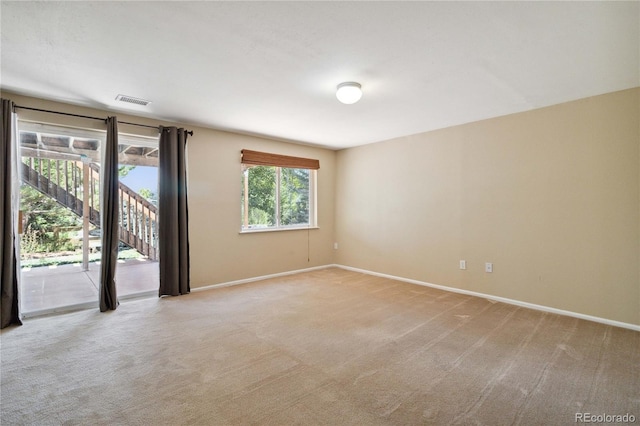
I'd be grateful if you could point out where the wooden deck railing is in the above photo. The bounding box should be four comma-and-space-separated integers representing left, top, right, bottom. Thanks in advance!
117, 177, 158, 261
21, 158, 158, 260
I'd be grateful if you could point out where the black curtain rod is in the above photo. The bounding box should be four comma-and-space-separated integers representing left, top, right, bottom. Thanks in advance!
13, 105, 194, 136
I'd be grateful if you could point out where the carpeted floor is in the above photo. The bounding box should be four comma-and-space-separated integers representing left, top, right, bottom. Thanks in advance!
1, 268, 638, 425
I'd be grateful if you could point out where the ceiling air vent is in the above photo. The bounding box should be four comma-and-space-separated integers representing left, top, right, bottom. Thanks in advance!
115, 94, 151, 106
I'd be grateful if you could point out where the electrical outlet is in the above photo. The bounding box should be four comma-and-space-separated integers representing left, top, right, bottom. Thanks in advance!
333, 242, 339, 250
485, 262, 493, 273
459, 260, 466, 270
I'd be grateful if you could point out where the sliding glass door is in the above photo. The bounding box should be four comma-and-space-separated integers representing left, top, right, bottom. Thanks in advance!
116, 135, 159, 298
17, 121, 160, 315
18, 123, 103, 314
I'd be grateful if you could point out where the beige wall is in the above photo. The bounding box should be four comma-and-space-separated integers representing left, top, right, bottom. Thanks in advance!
3, 92, 337, 288
335, 88, 640, 325
187, 129, 336, 286
5, 88, 639, 326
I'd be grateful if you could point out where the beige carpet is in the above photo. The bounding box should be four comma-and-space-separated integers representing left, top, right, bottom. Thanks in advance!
1, 268, 638, 425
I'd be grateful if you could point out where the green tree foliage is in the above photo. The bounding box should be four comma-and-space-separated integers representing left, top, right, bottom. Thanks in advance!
243, 166, 310, 228
138, 188, 157, 205
245, 166, 276, 226
20, 185, 81, 254
280, 168, 309, 225
118, 165, 136, 177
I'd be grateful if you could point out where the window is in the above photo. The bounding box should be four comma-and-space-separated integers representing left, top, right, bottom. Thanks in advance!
241, 150, 318, 231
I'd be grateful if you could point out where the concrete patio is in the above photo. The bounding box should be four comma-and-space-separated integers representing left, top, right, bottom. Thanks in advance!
20, 258, 158, 316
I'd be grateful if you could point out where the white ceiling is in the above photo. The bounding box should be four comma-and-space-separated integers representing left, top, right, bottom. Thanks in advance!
2, 1, 638, 150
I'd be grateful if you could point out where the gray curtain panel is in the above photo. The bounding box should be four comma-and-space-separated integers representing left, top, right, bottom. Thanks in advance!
158, 127, 190, 296
99, 117, 119, 311
0, 99, 22, 328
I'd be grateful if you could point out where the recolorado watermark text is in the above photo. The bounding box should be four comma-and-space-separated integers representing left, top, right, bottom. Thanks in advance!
575, 413, 636, 423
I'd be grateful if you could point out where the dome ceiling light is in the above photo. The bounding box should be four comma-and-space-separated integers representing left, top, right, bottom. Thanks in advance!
336, 82, 362, 104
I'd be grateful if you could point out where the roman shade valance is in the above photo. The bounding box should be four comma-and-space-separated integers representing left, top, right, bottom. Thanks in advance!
241, 149, 320, 170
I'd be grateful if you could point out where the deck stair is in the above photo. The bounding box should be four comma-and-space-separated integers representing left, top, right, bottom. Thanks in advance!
20, 158, 158, 260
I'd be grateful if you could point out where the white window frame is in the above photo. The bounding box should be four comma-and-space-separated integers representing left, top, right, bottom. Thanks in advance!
241, 165, 317, 233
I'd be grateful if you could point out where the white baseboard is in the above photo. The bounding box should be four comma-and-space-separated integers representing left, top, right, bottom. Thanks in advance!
189, 263, 638, 332
334, 264, 640, 332
191, 264, 334, 293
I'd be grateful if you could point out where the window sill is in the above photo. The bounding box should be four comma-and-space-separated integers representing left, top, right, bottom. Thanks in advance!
239, 226, 319, 234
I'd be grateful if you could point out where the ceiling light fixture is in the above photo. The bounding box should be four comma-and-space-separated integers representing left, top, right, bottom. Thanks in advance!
336, 82, 362, 104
